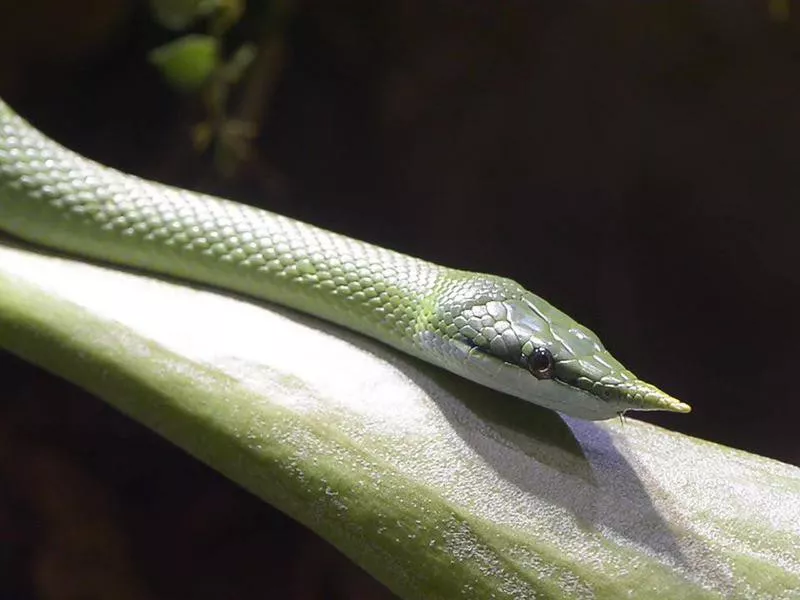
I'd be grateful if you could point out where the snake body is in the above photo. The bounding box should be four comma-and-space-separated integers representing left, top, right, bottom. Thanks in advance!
0, 99, 689, 420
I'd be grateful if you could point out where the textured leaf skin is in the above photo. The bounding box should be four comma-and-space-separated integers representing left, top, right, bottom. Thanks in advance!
1, 240, 799, 600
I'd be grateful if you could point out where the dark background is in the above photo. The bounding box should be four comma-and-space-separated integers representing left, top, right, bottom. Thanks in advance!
1, 1, 798, 598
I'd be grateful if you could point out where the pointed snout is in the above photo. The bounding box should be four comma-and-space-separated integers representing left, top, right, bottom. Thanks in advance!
619, 380, 691, 414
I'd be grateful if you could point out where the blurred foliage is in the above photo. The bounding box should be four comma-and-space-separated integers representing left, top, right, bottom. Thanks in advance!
769, 0, 790, 22
147, 0, 293, 177
149, 34, 221, 91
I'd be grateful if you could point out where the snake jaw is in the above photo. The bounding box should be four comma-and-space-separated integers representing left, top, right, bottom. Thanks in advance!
578, 378, 692, 413
560, 361, 691, 415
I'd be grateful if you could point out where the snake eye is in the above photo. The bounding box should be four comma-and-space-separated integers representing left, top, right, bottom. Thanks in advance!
527, 347, 555, 380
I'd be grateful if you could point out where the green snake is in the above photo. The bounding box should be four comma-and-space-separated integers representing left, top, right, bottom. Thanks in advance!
0, 98, 689, 420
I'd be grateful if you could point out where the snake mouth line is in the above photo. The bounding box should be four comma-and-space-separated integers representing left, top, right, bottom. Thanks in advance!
562, 375, 691, 414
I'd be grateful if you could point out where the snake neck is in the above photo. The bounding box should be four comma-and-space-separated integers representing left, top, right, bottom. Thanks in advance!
0, 102, 454, 351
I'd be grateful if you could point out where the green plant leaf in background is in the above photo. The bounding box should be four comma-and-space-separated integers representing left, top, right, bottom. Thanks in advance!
1, 237, 798, 599
149, 34, 221, 92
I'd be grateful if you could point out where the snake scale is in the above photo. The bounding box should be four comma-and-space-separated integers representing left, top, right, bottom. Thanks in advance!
0, 98, 689, 420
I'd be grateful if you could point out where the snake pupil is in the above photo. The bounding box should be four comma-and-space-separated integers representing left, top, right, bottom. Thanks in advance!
527, 347, 555, 380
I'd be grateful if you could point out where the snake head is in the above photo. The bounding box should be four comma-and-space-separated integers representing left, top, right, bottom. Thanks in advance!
433, 277, 691, 420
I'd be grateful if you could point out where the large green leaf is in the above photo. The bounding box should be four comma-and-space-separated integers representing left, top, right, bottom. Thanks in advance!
1, 237, 798, 599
